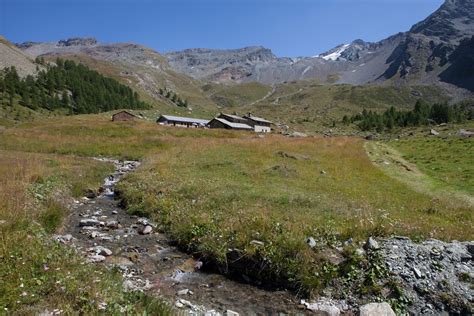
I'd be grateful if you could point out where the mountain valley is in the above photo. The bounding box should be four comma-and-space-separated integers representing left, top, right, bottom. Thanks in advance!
0, 0, 473, 315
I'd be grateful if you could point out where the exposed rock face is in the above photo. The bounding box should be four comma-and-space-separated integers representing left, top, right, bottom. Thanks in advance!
380, 238, 473, 315
165, 46, 275, 82
319, 39, 378, 62
410, 0, 474, 43
0, 36, 39, 77
163, 0, 474, 95
57, 37, 97, 47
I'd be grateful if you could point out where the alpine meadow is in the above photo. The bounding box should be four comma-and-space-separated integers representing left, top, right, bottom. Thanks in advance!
0, 0, 473, 315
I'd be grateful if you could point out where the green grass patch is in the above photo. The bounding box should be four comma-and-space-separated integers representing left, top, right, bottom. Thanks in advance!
39, 199, 66, 233
117, 135, 473, 294
389, 136, 474, 195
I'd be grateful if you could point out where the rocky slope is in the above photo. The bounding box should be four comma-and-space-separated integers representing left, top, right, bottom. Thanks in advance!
164, 0, 474, 95
0, 36, 38, 77
16, 37, 218, 112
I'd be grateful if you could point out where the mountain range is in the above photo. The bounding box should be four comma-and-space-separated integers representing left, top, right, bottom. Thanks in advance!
165, 0, 474, 92
0, 0, 473, 125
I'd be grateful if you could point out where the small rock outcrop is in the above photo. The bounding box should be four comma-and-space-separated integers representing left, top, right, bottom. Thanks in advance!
359, 302, 396, 316
57, 37, 97, 47
429, 129, 440, 136
381, 238, 473, 315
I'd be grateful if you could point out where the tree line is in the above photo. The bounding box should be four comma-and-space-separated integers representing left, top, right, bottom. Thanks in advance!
343, 100, 473, 132
0, 58, 150, 114
158, 88, 188, 108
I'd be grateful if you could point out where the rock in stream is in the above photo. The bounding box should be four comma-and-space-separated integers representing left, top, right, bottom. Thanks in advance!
60, 158, 308, 315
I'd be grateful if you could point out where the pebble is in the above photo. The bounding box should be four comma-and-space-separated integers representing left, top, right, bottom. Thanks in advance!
140, 225, 153, 235
88, 254, 106, 263
413, 267, 422, 278
177, 289, 190, 296
106, 220, 119, 229
79, 219, 101, 227
365, 237, 380, 250
89, 246, 112, 256
306, 237, 317, 248
359, 302, 395, 316
301, 299, 340, 316
250, 240, 264, 246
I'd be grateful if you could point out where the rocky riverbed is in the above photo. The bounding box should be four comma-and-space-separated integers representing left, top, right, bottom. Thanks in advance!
54, 158, 473, 315
56, 159, 310, 315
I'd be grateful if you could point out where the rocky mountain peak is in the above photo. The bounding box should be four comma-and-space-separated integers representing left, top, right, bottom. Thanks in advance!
319, 39, 375, 61
57, 37, 98, 47
410, 0, 474, 42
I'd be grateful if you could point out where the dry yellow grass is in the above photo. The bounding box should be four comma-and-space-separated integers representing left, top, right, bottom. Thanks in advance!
0, 150, 171, 314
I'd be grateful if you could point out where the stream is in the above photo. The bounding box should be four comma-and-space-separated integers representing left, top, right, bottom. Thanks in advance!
60, 158, 310, 315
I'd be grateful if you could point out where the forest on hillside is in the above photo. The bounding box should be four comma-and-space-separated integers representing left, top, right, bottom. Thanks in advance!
344, 100, 474, 132
0, 58, 150, 114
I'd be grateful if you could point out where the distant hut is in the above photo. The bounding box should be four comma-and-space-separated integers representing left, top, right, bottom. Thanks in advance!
112, 111, 137, 122
244, 113, 272, 133
157, 115, 209, 128
217, 113, 249, 124
208, 118, 253, 130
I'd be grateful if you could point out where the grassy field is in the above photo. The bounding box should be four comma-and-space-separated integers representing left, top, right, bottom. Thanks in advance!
388, 136, 474, 196
116, 133, 473, 296
0, 150, 171, 314
0, 115, 472, 307
0, 115, 240, 160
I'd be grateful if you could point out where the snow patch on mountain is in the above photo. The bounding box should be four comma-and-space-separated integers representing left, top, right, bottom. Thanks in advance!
320, 44, 350, 61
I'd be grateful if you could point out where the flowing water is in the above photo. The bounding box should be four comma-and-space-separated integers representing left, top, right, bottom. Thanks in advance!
62, 159, 309, 315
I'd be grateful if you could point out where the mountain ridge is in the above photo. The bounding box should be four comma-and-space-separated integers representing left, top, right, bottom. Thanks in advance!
159, 0, 473, 95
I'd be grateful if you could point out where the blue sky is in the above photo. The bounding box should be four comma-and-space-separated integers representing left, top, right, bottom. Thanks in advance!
1, 0, 443, 57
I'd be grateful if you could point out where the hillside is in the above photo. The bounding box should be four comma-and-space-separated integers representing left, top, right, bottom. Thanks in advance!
17, 38, 220, 117
2, 0, 473, 128
208, 81, 452, 131
0, 36, 38, 77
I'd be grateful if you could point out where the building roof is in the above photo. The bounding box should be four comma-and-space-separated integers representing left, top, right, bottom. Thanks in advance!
219, 113, 246, 121
244, 115, 272, 124
113, 110, 136, 117
212, 118, 253, 129
159, 115, 209, 125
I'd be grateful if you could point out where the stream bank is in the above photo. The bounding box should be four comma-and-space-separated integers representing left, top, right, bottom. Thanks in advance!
55, 158, 473, 315
57, 158, 309, 315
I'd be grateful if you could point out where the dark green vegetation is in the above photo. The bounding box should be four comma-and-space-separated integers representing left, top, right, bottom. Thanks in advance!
159, 87, 188, 107
389, 136, 474, 196
346, 100, 474, 132
0, 58, 149, 115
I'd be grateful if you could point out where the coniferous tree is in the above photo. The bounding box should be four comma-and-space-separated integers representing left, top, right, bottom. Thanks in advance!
0, 58, 150, 114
